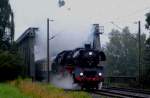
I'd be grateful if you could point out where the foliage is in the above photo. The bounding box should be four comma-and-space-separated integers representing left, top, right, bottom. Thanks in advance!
0, 0, 14, 50
105, 27, 146, 76
145, 13, 150, 30
0, 51, 25, 81
142, 12, 150, 87
0, 0, 26, 81
142, 37, 150, 87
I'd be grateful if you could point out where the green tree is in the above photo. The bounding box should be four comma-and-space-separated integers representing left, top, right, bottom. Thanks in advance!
141, 12, 150, 86
0, 0, 14, 50
105, 27, 146, 76
143, 38, 150, 86
145, 13, 150, 30
0, 0, 25, 81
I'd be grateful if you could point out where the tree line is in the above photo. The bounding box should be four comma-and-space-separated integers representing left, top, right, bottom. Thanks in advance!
105, 14, 150, 87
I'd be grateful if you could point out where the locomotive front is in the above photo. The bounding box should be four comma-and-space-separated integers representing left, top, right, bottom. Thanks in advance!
73, 49, 105, 89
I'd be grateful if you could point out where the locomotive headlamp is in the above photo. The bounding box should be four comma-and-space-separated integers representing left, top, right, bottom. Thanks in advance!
98, 72, 102, 76
80, 72, 84, 76
89, 52, 93, 55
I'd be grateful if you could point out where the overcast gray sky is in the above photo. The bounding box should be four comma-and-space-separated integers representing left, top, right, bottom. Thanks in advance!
10, 0, 150, 59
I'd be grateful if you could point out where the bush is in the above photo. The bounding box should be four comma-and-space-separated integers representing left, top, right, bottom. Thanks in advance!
0, 51, 25, 81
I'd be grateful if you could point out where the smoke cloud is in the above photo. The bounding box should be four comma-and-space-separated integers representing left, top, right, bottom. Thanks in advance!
34, 20, 94, 60
50, 73, 79, 89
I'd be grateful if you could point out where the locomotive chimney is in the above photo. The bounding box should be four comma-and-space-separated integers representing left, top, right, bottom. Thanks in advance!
85, 44, 91, 49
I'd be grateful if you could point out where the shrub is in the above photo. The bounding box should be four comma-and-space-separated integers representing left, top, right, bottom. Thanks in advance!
0, 51, 25, 81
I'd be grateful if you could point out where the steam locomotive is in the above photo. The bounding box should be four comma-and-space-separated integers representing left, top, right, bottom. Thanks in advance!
51, 45, 106, 89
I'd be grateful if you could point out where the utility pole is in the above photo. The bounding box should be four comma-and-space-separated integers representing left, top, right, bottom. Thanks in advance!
47, 18, 50, 83
138, 21, 141, 86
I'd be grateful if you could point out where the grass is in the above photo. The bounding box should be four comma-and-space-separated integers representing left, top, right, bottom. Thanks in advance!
0, 83, 29, 98
0, 79, 92, 98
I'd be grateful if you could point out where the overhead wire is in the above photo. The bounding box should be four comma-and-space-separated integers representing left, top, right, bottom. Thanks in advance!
112, 7, 150, 22
106, 6, 150, 34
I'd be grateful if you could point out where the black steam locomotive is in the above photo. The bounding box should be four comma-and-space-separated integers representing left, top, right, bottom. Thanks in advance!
51, 45, 106, 89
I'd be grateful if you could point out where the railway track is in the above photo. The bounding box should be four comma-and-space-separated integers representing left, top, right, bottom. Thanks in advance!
65, 87, 150, 98
104, 87, 150, 95
91, 87, 150, 98
92, 89, 149, 98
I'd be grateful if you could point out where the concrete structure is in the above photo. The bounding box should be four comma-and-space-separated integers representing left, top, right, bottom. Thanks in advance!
16, 27, 38, 79
93, 24, 104, 51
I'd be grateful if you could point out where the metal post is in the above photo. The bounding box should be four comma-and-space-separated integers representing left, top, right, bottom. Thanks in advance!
138, 21, 141, 86
47, 18, 50, 83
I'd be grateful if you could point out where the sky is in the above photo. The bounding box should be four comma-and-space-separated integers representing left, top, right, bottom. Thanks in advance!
10, 0, 150, 59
